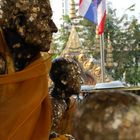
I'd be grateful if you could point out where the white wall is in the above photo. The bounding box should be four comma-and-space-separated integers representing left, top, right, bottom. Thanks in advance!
50, 0, 70, 28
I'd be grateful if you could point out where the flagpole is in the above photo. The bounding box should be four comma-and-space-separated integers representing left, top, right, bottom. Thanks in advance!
79, 0, 106, 83
100, 33, 105, 83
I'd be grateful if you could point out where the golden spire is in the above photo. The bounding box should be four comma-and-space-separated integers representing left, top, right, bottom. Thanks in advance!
106, 33, 113, 67
95, 26, 100, 52
69, 0, 76, 20
60, 26, 81, 57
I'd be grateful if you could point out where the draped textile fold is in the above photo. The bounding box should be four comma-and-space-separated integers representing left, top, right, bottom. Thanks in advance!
0, 55, 52, 140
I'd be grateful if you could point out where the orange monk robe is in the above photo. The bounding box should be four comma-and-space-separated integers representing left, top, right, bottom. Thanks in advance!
58, 97, 77, 135
0, 57, 52, 140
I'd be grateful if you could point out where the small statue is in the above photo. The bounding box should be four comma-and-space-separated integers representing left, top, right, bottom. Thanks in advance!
49, 57, 83, 135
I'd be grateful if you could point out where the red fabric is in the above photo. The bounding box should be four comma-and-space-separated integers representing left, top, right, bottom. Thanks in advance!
98, 11, 106, 35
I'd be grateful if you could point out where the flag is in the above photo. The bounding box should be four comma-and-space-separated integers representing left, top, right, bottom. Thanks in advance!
79, 0, 97, 24
79, 0, 106, 35
97, 0, 106, 34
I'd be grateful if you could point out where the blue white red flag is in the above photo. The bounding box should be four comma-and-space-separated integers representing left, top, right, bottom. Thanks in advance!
79, 0, 97, 24
79, 0, 106, 35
